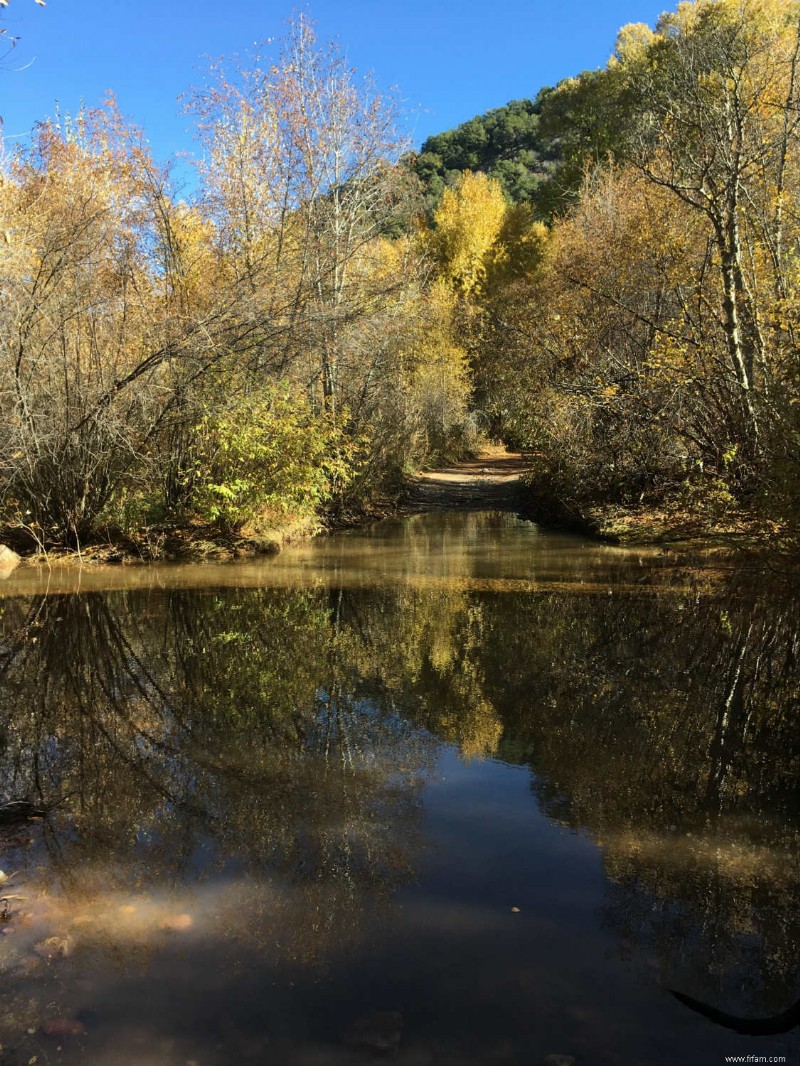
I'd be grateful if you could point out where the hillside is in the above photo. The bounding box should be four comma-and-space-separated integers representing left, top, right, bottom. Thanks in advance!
412, 92, 561, 209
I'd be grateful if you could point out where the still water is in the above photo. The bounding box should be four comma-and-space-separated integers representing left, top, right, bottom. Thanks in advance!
0, 512, 798, 1066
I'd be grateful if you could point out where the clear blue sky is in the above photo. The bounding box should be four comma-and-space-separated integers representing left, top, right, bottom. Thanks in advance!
2, 0, 669, 162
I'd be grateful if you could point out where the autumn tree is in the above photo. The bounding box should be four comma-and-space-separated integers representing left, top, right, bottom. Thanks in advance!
421, 170, 549, 437
0, 98, 343, 545
184, 15, 475, 510
495, 165, 711, 505
475, 0, 800, 538
189, 14, 415, 417
0, 108, 173, 543
426, 170, 507, 298
619, 0, 800, 472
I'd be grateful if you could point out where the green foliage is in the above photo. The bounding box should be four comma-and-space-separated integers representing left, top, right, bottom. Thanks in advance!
530, 61, 644, 219
413, 94, 560, 211
189, 384, 353, 531
413, 72, 639, 220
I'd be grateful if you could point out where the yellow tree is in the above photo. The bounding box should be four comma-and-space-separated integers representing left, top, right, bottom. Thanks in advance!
424, 170, 552, 437
0, 101, 270, 543
189, 14, 414, 416
492, 0, 800, 532
0, 108, 166, 542
427, 170, 507, 298
618, 0, 800, 464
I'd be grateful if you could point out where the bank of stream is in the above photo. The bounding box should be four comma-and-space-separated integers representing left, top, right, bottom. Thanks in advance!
0, 445, 782, 576
0, 449, 528, 572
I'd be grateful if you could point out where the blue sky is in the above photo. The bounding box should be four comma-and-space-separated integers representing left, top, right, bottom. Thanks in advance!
2, 0, 669, 162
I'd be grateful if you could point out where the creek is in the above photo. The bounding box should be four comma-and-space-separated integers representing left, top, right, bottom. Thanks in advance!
0, 512, 798, 1066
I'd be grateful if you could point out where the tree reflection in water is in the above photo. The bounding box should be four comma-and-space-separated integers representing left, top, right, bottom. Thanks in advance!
0, 587, 432, 1056
0, 537, 798, 1061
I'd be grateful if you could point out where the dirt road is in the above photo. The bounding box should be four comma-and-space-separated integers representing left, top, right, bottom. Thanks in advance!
403, 448, 529, 513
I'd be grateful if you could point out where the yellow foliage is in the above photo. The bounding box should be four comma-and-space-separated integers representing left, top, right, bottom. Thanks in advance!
484, 205, 549, 292
164, 203, 219, 309
613, 21, 656, 64
402, 279, 473, 457
428, 170, 507, 297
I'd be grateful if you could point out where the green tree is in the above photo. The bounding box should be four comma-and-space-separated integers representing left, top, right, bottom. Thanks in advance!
189, 383, 353, 531
414, 93, 560, 211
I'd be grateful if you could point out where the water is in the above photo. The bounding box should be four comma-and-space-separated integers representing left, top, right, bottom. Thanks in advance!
0, 512, 798, 1066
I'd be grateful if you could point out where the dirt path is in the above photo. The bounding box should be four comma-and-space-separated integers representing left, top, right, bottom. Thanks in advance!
403, 446, 529, 514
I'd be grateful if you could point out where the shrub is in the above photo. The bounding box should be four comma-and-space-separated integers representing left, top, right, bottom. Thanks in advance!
189, 384, 353, 531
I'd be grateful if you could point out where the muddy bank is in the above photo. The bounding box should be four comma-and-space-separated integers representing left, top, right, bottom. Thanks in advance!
2, 446, 784, 573
519, 474, 784, 565
0, 512, 322, 571
0, 452, 525, 571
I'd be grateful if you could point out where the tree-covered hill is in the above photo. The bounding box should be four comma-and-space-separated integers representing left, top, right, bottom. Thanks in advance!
411, 75, 626, 217
412, 92, 562, 209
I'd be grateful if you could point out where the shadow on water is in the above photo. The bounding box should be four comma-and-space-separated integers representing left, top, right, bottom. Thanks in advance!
669, 989, 800, 1036
0, 512, 798, 1065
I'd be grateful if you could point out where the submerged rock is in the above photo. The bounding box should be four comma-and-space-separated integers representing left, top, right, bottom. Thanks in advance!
0, 800, 46, 824
33, 935, 73, 959
343, 1010, 403, 1055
